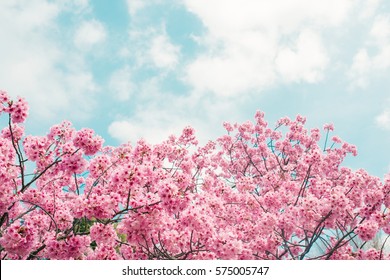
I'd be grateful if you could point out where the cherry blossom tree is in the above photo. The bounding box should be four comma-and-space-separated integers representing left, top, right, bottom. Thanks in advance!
0, 90, 389, 260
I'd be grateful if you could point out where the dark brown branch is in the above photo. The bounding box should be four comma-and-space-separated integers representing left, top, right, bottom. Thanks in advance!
27, 244, 46, 260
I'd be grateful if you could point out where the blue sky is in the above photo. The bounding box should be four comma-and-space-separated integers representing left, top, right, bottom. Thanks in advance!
1, 0, 390, 178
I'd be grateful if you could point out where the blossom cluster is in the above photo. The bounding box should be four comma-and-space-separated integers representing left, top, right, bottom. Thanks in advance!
0, 90, 389, 260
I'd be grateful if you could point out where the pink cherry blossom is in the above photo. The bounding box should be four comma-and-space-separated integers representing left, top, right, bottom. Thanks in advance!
0, 90, 389, 260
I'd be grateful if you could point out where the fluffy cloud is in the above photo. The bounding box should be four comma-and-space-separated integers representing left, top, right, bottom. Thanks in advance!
275, 29, 328, 83
0, 0, 60, 30
349, 14, 390, 88
107, 74, 248, 145
108, 120, 135, 143
185, 29, 278, 96
349, 49, 372, 88
0, 0, 98, 123
108, 119, 186, 145
358, 0, 381, 19
108, 109, 189, 145
376, 110, 390, 130
108, 66, 134, 101
60, 0, 91, 13
73, 19, 107, 51
184, 0, 352, 35
126, 0, 169, 17
182, 0, 354, 96
370, 14, 390, 43
149, 34, 181, 70
107, 75, 192, 144
126, 0, 145, 17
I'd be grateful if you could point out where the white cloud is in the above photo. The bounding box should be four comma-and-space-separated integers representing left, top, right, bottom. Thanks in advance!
108, 112, 188, 145
126, 0, 145, 16
184, 0, 352, 37
182, 0, 355, 96
108, 76, 191, 144
74, 19, 107, 50
370, 14, 390, 44
107, 78, 184, 144
108, 120, 135, 143
2, 0, 60, 29
358, 0, 381, 19
123, 26, 181, 72
275, 29, 328, 83
108, 66, 134, 101
108, 104, 222, 146
0, 0, 98, 123
376, 110, 390, 130
185, 40, 276, 96
108, 119, 185, 145
70, 0, 89, 10
185, 30, 280, 96
107, 74, 247, 146
349, 49, 372, 88
149, 34, 181, 69
126, 0, 169, 17
106, 74, 216, 145
349, 14, 390, 88
59, 0, 90, 13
